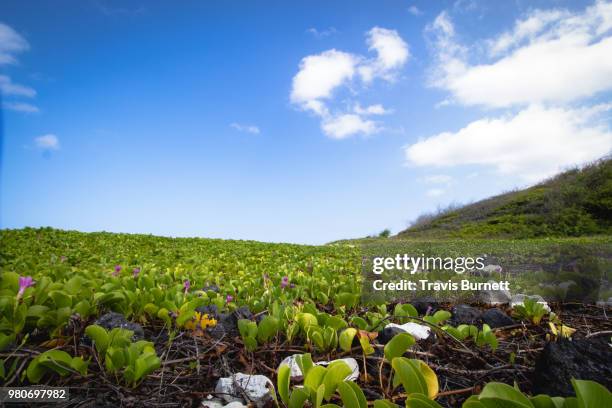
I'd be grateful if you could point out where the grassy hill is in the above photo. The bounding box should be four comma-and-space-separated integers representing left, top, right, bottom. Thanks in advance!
398, 157, 612, 239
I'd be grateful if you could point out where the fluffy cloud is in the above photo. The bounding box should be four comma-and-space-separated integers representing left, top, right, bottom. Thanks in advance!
291, 27, 408, 138
354, 103, 392, 115
0, 75, 36, 97
359, 27, 410, 82
290, 50, 357, 112
0, 22, 29, 65
3, 101, 39, 113
427, 1, 612, 108
35, 134, 60, 151
405, 104, 612, 181
322, 114, 378, 139
230, 123, 260, 134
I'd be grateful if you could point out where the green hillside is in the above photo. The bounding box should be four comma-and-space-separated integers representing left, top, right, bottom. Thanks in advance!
398, 157, 612, 239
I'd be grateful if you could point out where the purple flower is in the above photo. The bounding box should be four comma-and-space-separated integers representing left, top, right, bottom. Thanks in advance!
17, 276, 34, 299
183, 279, 191, 293
280, 276, 289, 289
290, 283, 296, 289
226, 295, 234, 303
60, 256, 67, 262
263, 273, 270, 281
114, 265, 122, 275
133, 268, 140, 277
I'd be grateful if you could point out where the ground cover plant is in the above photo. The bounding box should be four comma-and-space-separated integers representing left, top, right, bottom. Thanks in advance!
0, 227, 611, 407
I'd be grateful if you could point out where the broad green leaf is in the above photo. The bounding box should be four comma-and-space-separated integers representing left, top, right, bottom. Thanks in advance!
384, 333, 415, 362
572, 379, 612, 408
339, 328, 357, 352
277, 364, 291, 405
85, 324, 110, 355
322, 361, 352, 400
478, 382, 533, 408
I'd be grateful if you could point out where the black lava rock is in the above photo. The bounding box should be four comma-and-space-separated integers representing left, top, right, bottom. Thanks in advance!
450, 304, 482, 326
481, 308, 514, 328
378, 326, 406, 344
411, 296, 439, 315
93, 312, 144, 341
533, 337, 612, 397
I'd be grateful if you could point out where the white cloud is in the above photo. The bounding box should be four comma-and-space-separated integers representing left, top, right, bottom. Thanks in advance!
3, 101, 39, 113
290, 49, 358, 110
427, 1, 612, 108
426, 188, 445, 197
230, 123, 260, 134
423, 174, 453, 184
405, 104, 612, 181
359, 27, 410, 82
408, 6, 423, 16
0, 23, 29, 65
306, 27, 338, 38
321, 114, 378, 139
0, 75, 36, 97
34, 134, 60, 151
291, 27, 408, 138
354, 103, 392, 115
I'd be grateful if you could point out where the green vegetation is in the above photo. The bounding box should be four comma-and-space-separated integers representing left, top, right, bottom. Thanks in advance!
399, 157, 612, 239
1, 227, 611, 406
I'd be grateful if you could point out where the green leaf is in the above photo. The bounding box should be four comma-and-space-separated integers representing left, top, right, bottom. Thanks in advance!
85, 324, 110, 355
322, 361, 352, 400
405, 393, 444, 407
278, 364, 291, 405
373, 400, 401, 408
478, 382, 533, 408
391, 357, 427, 395
257, 316, 279, 343
337, 381, 360, 408
384, 333, 415, 362
296, 353, 314, 378
339, 328, 357, 352
288, 388, 309, 408
304, 365, 327, 391
345, 381, 367, 408
572, 379, 612, 408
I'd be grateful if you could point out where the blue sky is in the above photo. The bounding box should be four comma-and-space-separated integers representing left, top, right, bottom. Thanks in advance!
1, 0, 611, 244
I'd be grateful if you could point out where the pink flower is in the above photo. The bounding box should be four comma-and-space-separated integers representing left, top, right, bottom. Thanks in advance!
17, 276, 34, 299
226, 295, 233, 303
115, 265, 122, 272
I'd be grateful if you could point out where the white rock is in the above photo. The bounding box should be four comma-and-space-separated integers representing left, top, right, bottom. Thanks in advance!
223, 403, 248, 408
277, 356, 359, 381
384, 322, 431, 340
480, 265, 503, 275
278, 355, 303, 379
201, 399, 225, 408
478, 280, 511, 305
510, 294, 551, 312
215, 373, 274, 408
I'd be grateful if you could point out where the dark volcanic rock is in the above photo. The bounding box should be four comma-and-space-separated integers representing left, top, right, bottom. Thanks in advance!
94, 312, 144, 341
378, 326, 406, 344
481, 308, 514, 328
450, 304, 482, 325
411, 296, 439, 315
533, 337, 612, 397
206, 306, 254, 339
